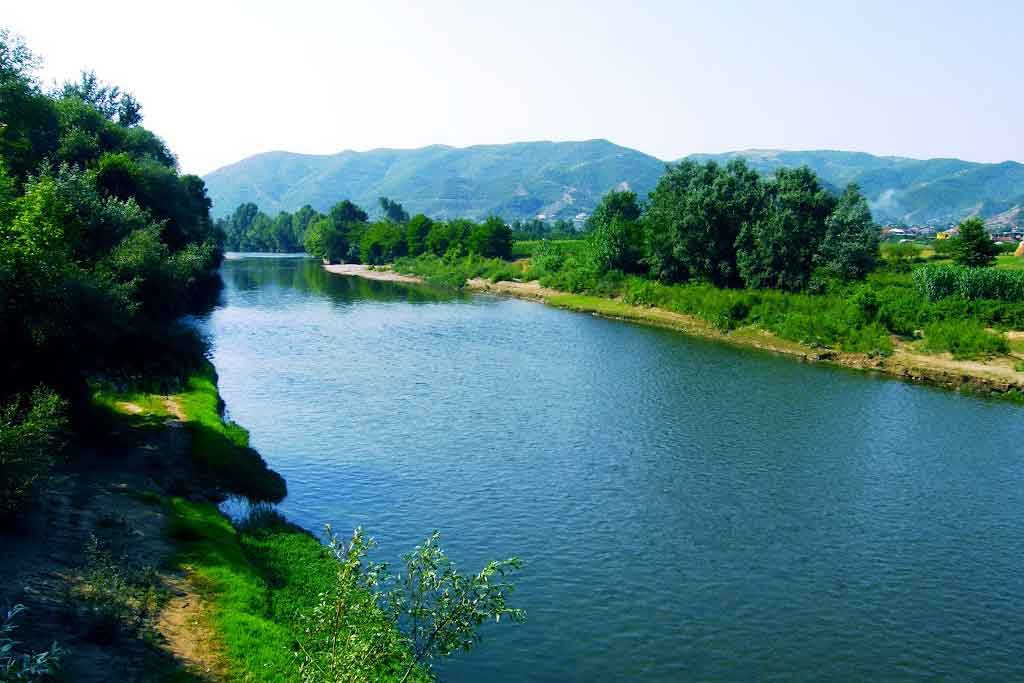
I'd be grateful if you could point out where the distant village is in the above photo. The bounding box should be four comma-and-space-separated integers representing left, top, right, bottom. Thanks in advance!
880, 222, 1023, 244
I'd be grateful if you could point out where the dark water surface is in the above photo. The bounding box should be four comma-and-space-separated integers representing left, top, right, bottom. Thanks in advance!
200, 255, 1024, 681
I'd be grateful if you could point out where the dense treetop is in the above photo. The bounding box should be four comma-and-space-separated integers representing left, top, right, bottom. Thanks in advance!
0, 29, 223, 408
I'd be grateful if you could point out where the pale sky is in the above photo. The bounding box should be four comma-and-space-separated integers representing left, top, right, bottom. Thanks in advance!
7, 1, 1022, 175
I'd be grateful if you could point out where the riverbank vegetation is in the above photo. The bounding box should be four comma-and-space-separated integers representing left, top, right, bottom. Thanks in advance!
0, 29, 224, 520
389, 161, 1024, 368
1, 31, 522, 681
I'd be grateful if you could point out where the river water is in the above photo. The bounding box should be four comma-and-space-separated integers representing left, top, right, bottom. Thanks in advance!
200, 255, 1024, 681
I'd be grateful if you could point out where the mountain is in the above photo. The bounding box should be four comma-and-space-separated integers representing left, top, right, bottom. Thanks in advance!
203, 140, 665, 223
203, 141, 1024, 227
687, 150, 1024, 227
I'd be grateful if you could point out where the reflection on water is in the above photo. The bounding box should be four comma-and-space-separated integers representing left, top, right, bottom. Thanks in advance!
200, 255, 1024, 683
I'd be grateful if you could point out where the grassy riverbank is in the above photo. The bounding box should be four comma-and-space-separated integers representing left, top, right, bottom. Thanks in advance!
1, 365, 422, 682
386, 255, 1024, 398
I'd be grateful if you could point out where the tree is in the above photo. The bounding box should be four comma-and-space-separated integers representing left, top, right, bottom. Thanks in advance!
586, 190, 643, 273
57, 70, 142, 125
644, 159, 764, 286
467, 217, 512, 259
360, 221, 407, 264
587, 189, 641, 229
379, 196, 409, 223
815, 184, 879, 280
953, 216, 998, 267
405, 214, 433, 256
735, 166, 836, 290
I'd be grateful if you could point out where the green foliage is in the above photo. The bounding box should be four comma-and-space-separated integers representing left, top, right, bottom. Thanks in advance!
0, 388, 66, 515
405, 215, 433, 257
173, 366, 286, 502
953, 217, 999, 267
735, 167, 836, 290
360, 222, 408, 265
815, 184, 879, 280
586, 190, 643, 274
298, 528, 523, 683
393, 254, 521, 289
0, 32, 222, 412
466, 216, 513, 259
296, 527, 421, 683
913, 264, 1024, 302
921, 320, 1008, 359
379, 197, 409, 223
166, 498, 349, 682
1, 604, 63, 681
644, 159, 762, 286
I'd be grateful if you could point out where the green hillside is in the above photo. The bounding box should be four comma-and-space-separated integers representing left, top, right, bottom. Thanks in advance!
204, 140, 666, 222
204, 142, 1024, 226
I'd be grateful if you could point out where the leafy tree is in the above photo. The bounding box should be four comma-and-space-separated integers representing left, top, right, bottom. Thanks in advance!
360, 221, 407, 264
586, 190, 643, 273
57, 70, 142, 126
425, 219, 471, 257
379, 196, 409, 223
953, 216, 998, 267
735, 166, 836, 290
405, 214, 434, 256
588, 189, 641, 228
467, 216, 513, 259
815, 184, 879, 280
0, 30, 222, 419
644, 159, 764, 286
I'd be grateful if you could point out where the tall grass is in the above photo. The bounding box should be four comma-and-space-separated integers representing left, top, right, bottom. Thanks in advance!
914, 264, 1024, 302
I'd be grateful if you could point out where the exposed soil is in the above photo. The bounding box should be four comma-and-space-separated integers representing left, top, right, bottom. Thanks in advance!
0, 399, 227, 682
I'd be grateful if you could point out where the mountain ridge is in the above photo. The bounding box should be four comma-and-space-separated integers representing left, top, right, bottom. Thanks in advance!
203, 140, 1024, 227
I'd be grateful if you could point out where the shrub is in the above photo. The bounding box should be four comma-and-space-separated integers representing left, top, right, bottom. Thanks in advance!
921, 320, 1008, 359
1, 604, 63, 681
0, 388, 67, 515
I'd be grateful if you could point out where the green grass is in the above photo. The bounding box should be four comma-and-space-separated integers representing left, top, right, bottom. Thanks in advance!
165, 500, 425, 682
173, 366, 286, 502
92, 377, 425, 682
996, 253, 1024, 271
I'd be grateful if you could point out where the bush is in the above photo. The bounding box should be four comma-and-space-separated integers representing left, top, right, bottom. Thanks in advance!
921, 320, 1008, 359
0, 388, 67, 515
1, 604, 63, 681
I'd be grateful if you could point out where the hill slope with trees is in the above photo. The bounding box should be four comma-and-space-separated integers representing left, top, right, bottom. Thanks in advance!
205, 143, 1024, 227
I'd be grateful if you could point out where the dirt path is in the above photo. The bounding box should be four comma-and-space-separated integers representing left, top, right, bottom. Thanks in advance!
0, 398, 227, 682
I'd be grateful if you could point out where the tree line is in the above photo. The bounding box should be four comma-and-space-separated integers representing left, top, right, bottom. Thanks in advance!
219, 196, 514, 263
0, 30, 223, 512
582, 160, 880, 292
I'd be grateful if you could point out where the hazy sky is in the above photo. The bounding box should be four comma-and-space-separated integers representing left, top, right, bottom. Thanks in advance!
7, 1, 1022, 175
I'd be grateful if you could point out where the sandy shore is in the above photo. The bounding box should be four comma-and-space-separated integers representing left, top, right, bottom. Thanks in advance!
323, 263, 425, 283
325, 264, 1024, 397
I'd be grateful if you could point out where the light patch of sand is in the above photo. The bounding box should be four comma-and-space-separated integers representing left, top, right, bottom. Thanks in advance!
324, 263, 424, 283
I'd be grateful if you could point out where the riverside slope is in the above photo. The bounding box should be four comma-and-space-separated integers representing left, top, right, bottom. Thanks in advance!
326, 265, 1024, 398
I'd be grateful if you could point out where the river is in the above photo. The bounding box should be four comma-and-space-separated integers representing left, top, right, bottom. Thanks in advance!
199, 254, 1024, 681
